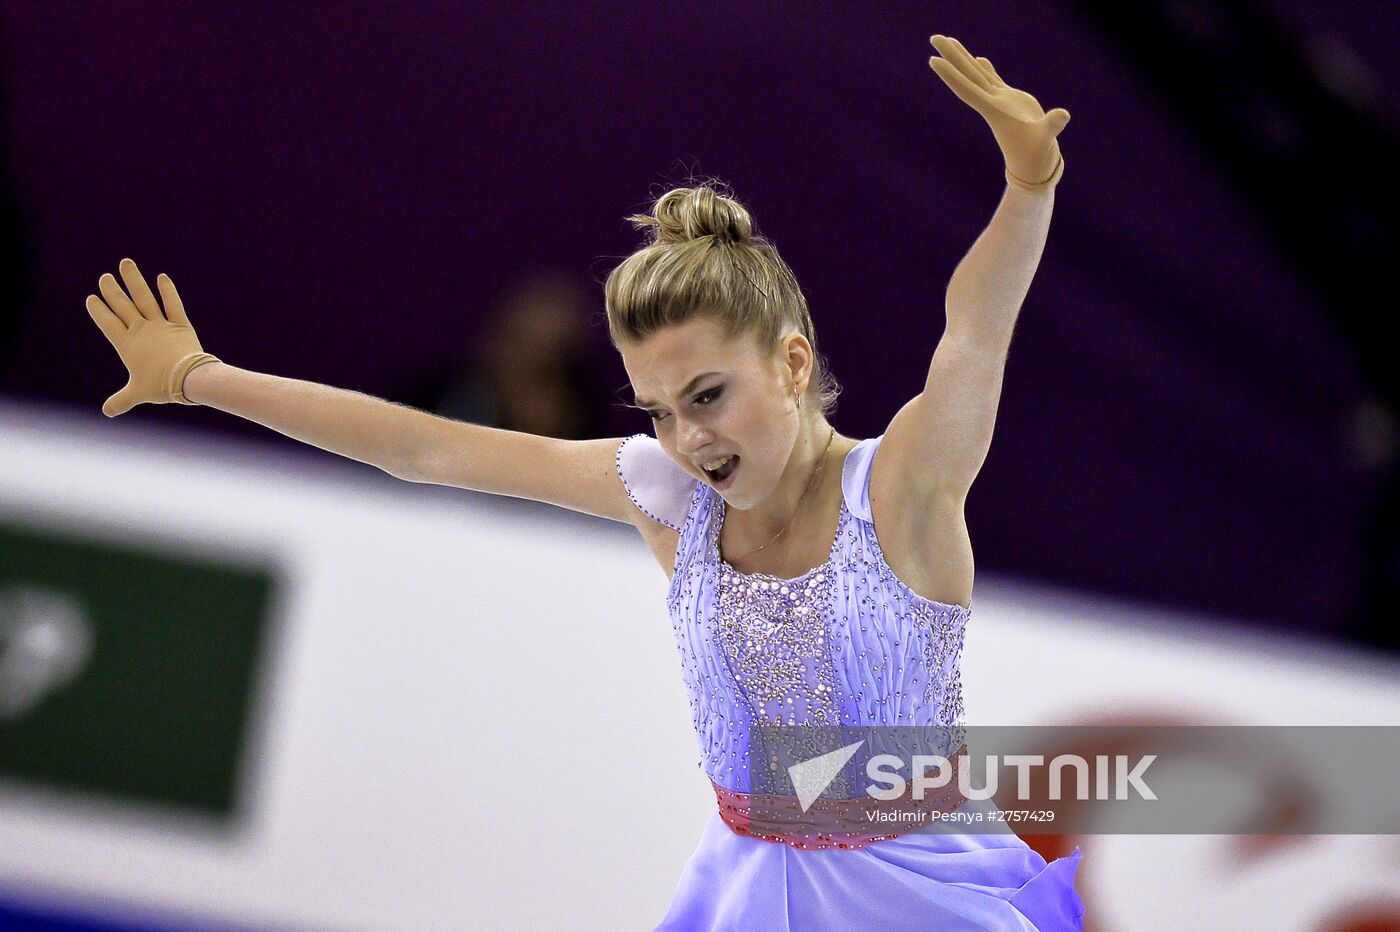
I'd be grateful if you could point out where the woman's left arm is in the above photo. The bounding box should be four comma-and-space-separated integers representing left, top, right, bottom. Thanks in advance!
943, 182, 1056, 346
878, 36, 1070, 499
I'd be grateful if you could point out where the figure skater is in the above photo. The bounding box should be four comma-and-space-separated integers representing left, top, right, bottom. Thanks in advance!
84, 33, 1080, 930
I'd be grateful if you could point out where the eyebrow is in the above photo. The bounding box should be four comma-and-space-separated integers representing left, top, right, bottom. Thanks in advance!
632, 371, 722, 409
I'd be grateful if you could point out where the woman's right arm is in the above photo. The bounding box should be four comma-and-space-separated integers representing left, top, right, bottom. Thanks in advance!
182, 362, 431, 482
407, 419, 640, 525
184, 362, 640, 531
87, 258, 641, 525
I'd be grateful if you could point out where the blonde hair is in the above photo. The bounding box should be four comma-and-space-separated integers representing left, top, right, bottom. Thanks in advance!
604, 179, 841, 418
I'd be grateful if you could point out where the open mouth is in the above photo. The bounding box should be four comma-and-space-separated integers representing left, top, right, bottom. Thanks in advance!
702, 454, 740, 488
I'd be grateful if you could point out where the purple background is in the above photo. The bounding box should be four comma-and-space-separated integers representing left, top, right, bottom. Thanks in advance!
2, 1, 1394, 640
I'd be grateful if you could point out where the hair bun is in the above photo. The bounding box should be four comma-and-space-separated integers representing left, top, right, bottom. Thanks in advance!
626, 183, 754, 247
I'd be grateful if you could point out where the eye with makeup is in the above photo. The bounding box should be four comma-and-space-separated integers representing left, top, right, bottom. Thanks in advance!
648, 386, 723, 422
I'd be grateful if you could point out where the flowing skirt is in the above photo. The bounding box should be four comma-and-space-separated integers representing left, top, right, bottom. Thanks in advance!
654, 795, 1085, 931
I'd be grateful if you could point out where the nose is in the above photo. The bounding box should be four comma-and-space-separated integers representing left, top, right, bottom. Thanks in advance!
674, 417, 712, 459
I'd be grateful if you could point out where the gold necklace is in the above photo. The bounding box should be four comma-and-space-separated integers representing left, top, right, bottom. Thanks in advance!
723, 425, 837, 564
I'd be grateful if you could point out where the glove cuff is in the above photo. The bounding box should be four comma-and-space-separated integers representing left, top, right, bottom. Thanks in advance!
1006, 151, 1064, 192
169, 353, 222, 405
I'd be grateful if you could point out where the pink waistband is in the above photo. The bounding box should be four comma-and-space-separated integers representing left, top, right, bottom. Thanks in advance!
710, 743, 970, 850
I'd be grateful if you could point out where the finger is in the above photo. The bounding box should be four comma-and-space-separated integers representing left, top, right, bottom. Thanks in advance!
118, 258, 163, 321
928, 56, 990, 111
976, 56, 1006, 88
930, 35, 994, 94
98, 272, 140, 326
86, 294, 127, 347
157, 272, 190, 326
103, 384, 137, 418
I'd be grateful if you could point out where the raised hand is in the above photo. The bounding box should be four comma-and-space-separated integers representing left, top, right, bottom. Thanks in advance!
84, 258, 220, 417
927, 34, 1071, 191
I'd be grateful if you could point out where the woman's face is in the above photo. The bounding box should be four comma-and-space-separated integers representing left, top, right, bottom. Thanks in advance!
620, 316, 806, 509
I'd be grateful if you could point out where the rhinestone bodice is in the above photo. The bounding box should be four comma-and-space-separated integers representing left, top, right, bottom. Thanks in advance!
664, 436, 969, 795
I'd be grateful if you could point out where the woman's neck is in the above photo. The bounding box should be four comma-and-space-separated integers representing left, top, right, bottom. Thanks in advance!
728, 419, 847, 540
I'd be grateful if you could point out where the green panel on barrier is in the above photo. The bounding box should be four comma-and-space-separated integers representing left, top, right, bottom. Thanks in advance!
0, 518, 276, 818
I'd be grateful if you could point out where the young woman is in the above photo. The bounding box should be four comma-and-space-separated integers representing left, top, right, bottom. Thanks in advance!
85, 34, 1080, 931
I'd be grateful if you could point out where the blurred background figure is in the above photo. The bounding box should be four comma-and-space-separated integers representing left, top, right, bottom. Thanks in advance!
394, 268, 612, 440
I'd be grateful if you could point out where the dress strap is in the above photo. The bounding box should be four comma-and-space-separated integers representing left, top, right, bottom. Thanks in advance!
840, 435, 884, 523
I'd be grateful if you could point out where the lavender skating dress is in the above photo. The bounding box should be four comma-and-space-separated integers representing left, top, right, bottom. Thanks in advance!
616, 434, 1085, 931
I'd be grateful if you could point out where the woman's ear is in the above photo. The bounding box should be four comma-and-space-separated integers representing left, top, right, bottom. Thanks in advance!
780, 331, 815, 396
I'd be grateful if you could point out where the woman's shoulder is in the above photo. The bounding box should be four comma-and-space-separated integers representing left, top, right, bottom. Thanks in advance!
616, 434, 699, 532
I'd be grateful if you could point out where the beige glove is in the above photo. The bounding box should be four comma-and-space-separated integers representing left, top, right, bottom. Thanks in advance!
85, 258, 221, 417
927, 34, 1071, 191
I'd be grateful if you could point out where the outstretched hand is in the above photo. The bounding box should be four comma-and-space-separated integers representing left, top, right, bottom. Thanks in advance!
85, 258, 220, 417
927, 34, 1070, 191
